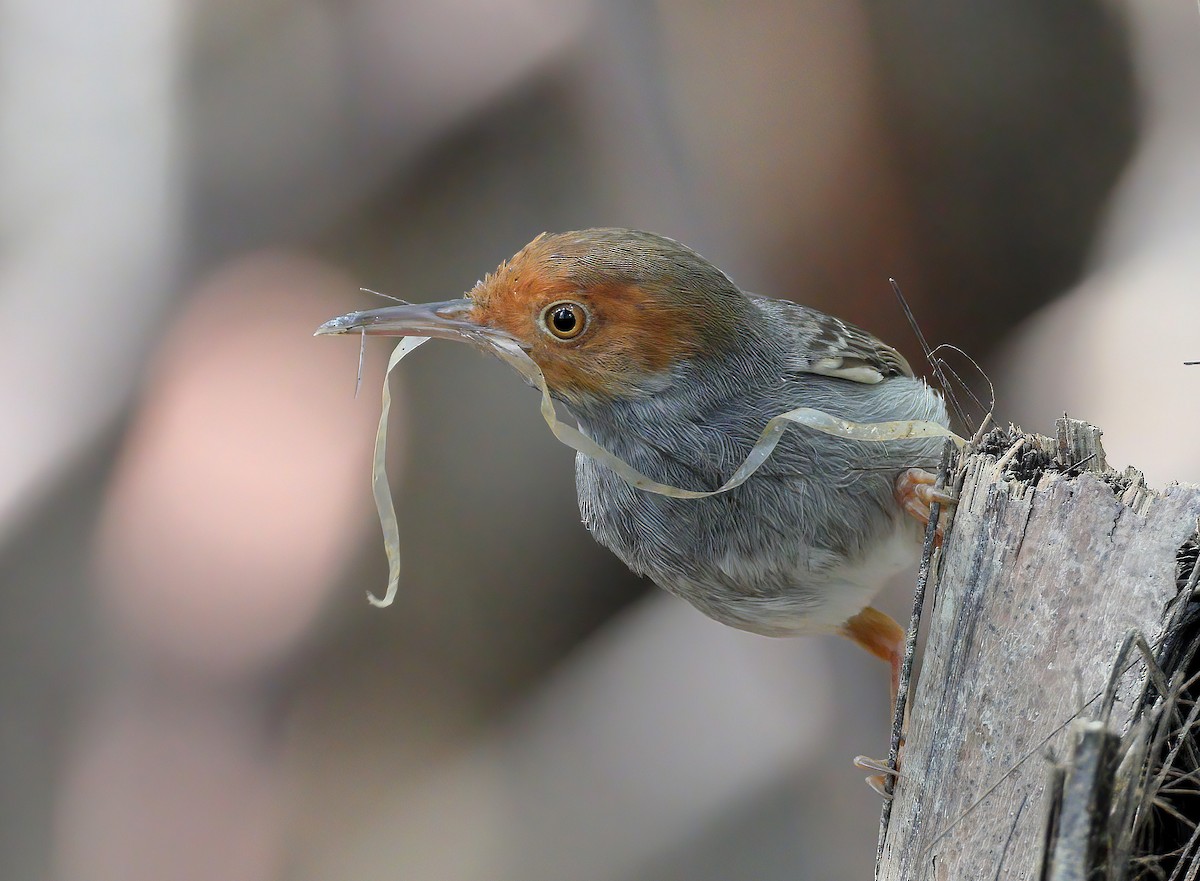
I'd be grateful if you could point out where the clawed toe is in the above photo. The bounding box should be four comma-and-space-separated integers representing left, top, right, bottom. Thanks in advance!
854, 754, 897, 776
894, 467, 956, 535
854, 754, 901, 799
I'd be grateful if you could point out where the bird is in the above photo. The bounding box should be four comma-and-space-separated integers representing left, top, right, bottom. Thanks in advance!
318, 228, 952, 778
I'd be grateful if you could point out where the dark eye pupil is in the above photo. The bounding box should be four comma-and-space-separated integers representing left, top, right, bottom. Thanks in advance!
551, 307, 577, 333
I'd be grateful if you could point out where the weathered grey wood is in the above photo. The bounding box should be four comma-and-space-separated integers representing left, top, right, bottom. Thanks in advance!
1041, 720, 1120, 881
877, 419, 1200, 881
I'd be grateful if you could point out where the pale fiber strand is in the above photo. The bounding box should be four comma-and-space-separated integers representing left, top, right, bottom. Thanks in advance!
367, 336, 966, 607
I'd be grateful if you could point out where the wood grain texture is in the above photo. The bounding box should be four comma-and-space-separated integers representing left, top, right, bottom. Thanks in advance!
878, 420, 1200, 881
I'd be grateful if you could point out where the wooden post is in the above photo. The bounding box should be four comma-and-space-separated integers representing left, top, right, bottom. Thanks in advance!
876, 418, 1200, 880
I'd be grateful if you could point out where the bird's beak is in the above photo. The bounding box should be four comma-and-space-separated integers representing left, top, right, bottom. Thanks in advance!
315, 298, 520, 348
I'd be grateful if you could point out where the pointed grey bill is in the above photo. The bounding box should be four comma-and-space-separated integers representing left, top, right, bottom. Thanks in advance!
315, 299, 525, 350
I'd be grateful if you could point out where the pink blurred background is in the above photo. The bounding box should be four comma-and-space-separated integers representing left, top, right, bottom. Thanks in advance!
2, 1, 1195, 879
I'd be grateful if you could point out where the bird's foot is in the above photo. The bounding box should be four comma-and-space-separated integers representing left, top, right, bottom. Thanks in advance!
894, 467, 955, 537
854, 753, 902, 799
840, 608, 909, 797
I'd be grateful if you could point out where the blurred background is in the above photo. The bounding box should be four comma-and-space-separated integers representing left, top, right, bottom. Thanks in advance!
2, 0, 1196, 878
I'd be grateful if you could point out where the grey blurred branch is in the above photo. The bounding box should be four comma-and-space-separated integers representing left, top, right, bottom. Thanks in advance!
0, 0, 184, 539
876, 418, 1200, 879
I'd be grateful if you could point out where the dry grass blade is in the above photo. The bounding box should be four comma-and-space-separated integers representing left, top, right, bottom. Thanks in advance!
1121, 528, 1200, 881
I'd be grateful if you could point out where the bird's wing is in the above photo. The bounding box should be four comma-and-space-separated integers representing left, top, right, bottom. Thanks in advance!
754, 296, 914, 384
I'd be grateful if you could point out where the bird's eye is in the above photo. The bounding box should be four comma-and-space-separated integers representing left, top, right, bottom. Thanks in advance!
541, 301, 588, 340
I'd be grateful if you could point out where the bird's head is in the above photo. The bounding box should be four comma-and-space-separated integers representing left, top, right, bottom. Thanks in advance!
317, 229, 756, 406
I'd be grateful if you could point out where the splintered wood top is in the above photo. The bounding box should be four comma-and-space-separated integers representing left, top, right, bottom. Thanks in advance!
878, 420, 1200, 881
